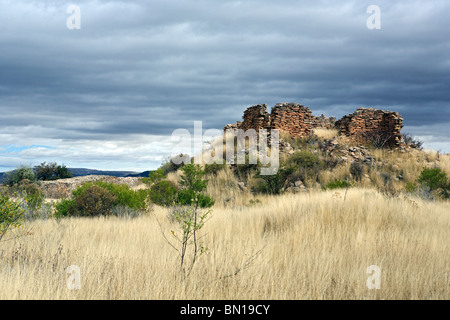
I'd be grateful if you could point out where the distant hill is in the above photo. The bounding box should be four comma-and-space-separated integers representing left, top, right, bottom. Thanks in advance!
68, 168, 141, 178
0, 168, 152, 183
125, 170, 152, 178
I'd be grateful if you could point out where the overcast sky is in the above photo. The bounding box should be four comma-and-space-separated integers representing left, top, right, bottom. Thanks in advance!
0, 0, 449, 172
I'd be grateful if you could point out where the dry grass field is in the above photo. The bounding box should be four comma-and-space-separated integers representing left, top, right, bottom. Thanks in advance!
1, 131, 449, 300
1, 187, 448, 300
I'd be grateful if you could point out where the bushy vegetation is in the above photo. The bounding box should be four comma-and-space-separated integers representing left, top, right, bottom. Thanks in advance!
146, 164, 215, 209
149, 180, 178, 207
417, 167, 449, 199
0, 193, 24, 241
402, 133, 424, 150
254, 167, 294, 195
35, 162, 73, 181
55, 181, 149, 218
3, 165, 36, 187
204, 161, 226, 176
323, 179, 352, 190
3, 162, 72, 187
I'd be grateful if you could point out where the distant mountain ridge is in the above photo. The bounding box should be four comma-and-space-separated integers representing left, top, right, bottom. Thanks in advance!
0, 168, 152, 183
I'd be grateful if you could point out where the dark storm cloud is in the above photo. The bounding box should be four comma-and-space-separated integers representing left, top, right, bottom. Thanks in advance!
0, 0, 449, 170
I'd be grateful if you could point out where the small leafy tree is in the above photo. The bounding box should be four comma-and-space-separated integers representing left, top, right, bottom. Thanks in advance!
142, 168, 166, 186
159, 164, 214, 276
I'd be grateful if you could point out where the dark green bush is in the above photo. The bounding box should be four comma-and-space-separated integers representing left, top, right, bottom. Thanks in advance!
54, 198, 76, 218
176, 189, 215, 208
418, 168, 447, 191
417, 168, 449, 199
254, 167, 295, 195
149, 180, 178, 207
74, 184, 118, 217
35, 162, 73, 181
323, 180, 352, 190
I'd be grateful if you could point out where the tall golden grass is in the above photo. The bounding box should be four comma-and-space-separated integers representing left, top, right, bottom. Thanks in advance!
1, 188, 448, 299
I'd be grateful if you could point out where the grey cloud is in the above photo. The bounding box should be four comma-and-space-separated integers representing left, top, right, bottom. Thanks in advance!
0, 0, 449, 171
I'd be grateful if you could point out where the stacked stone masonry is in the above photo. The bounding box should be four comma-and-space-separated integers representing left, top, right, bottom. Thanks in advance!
335, 108, 403, 147
270, 103, 314, 138
224, 103, 404, 148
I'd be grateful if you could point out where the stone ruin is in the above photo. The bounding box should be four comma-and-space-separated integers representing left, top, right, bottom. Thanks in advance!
224, 103, 403, 148
335, 107, 403, 148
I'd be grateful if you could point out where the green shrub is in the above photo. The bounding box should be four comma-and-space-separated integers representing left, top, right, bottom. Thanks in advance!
142, 168, 166, 186
176, 189, 215, 208
204, 162, 226, 176
286, 151, 325, 183
418, 168, 449, 199
3, 165, 36, 187
149, 180, 178, 207
418, 168, 447, 191
287, 150, 324, 169
73, 184, 118, 217
0, 193, 24, 241
35, 162, 73, 181
405, 182, 417, 193
73, 181, 148, 211
16, 180, 44, 209
159, 154, 188, 175
54, 198, 76, 218
254, 167, 295, 195
179, 164, 208, 193
55, 181, 149, 218
323, 180, 352, 190
350, 161, 364, 181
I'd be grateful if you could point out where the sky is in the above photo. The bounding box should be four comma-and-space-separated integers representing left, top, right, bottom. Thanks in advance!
0, 0, 449, 172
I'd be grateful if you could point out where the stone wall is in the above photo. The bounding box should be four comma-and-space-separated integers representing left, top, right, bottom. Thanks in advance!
224, 103, 403, 148
311, 114, 336, 129
240, 104, 271, 132
270, 103, 314, 138
335, 107, 403, 147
